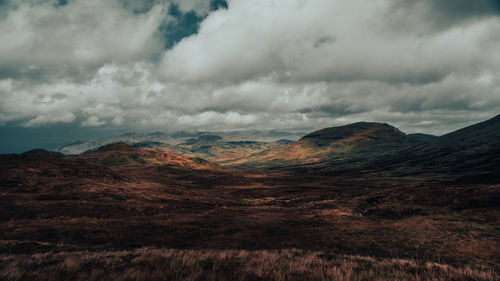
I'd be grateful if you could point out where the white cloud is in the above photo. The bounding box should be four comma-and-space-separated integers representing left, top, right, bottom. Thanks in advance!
112, 116, 125, 126
81, 116, 106, 127
0, 0, 166, 80
23, 112, 76, 127
1, 0, 500, 136
158, 0, 500, 85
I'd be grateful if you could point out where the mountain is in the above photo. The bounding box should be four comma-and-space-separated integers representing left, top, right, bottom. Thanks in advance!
76, 142, 219, 169
371, 114, 500, 181
407, 133, 438, 141
226, 122, 421, 167
300, 122, 406, 145
55, 132, 181, 155
14, 116, 500, 178
176, 140, 288, 163
221, 115, 500, 181
132, 141, 199, 157
440, 114, 500, 144
55, 130, 304, 155
74, 134, 293, 163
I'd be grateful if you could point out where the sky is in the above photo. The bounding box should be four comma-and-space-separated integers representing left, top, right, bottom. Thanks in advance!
1, 0, 500, 152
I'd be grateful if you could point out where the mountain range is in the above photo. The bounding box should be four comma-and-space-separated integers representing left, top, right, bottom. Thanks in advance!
48, 114, 499, 179
55, 130, 304, 155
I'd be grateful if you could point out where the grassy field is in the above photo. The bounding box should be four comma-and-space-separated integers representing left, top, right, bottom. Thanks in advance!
0, 248, 496, 281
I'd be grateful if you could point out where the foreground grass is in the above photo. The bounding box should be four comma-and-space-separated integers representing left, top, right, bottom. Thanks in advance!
0, 248, 496, 281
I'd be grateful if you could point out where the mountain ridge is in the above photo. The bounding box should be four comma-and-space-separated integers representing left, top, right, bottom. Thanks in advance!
76, 142, 219, 169
226, 122, 420, 167
7, 114, 500, 180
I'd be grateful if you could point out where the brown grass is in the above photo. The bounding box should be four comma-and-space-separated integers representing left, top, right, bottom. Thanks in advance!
0, 248, 496, 281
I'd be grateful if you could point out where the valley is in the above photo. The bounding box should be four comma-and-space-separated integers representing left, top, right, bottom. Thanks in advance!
1, 115, 499, 280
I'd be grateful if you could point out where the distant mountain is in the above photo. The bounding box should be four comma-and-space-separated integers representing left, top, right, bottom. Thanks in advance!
22, 149, 65, 158
407, 133, 438, 141
132, 141, 199, 158
76, 142, 219, 169
130, 138, 290, 163
176, 140, 287, 163
56, 132, 182, 154
56, 130, 304, 155
21, 115, 500, 183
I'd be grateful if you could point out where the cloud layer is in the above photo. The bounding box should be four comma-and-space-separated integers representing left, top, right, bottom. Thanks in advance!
1, 0, 499, 135
0, 0, 166, 81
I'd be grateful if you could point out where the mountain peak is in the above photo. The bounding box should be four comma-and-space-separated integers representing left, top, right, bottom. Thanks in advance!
300, 122, 405, 146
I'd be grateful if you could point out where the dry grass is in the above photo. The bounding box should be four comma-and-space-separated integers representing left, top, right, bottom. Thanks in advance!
0, 248, 496, 281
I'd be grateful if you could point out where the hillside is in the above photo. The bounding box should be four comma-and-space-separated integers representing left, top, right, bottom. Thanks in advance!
0, 149, 125, 188
75, 142, 219, 169
226, 122, 419, 167
177, 140, 287, 163
367, 114, 500, 182
221, 116, 500, 184
55, 130, 303, 155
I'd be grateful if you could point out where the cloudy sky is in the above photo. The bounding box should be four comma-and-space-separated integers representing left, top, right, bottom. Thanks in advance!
1, 0, 500, 152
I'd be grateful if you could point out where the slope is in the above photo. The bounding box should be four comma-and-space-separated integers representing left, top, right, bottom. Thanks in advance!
75, 142, 219, 169
227, 122, 417, 167
370, 114, 500, 181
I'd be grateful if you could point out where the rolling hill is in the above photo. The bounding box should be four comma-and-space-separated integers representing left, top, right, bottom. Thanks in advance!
55, 130, 303, 155
75, 142, 219, 169
368, 114, 500, 181
220, 115, 500, 181
225, 122, 423, 167
1, 115, 499, 274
